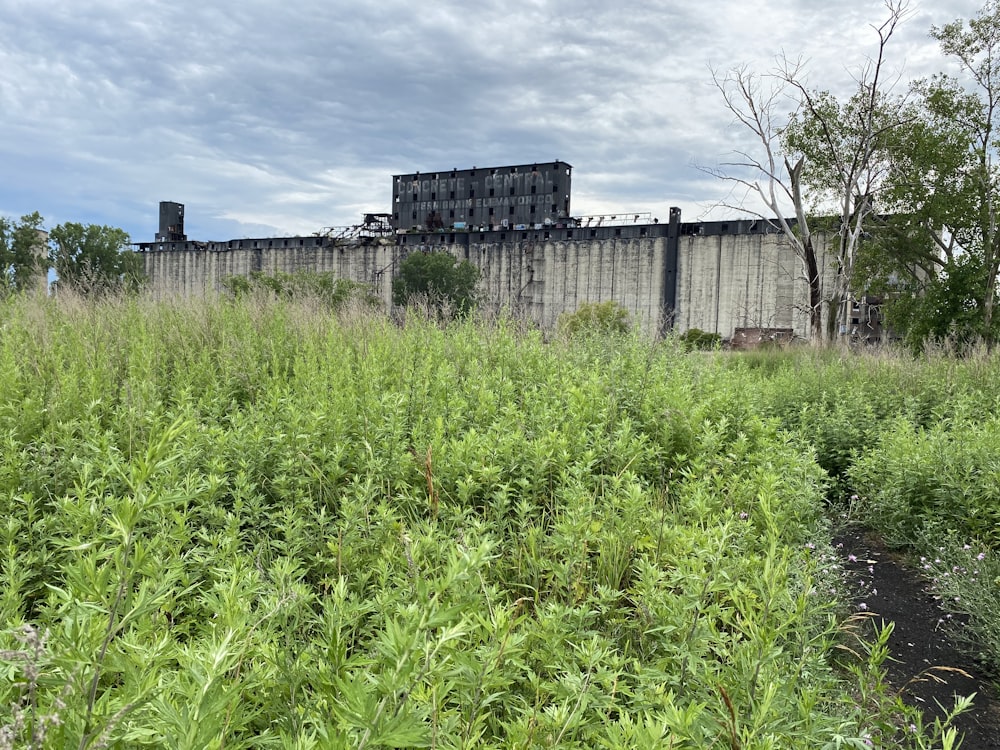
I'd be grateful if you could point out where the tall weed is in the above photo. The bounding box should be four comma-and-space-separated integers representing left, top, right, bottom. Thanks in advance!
0, 294, 961, 747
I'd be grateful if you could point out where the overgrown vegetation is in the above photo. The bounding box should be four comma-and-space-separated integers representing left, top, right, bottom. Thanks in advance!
0, 293, 968, 748
392, 250, 479, 315
678, 328, 722, 351
221, 270, 379, 309
558, 301, 630, 336
740, 345, 1000, 690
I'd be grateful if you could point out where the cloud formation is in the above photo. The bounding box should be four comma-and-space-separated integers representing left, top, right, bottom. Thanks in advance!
0, 0, 982, 242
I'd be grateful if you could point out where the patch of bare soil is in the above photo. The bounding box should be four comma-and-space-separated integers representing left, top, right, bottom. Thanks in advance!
835, 526, 1000, 750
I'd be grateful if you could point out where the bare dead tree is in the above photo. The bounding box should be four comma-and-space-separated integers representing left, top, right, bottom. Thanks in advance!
706, 61, 824, 339
707, 0, 912, 342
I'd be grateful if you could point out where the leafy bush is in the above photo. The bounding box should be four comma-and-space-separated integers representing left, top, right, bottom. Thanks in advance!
678, 328, 721, 351
849, 413, 1000, 548
558, 300, 630, 336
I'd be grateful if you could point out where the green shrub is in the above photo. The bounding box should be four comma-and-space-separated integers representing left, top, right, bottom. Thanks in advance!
558, 300, 630, 336
849, 414, 1000, 548
678, 328, 721, 351
221, 270, 379, 309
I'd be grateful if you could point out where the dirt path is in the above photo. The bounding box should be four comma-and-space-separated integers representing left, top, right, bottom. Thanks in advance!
835, 527, 1000, 749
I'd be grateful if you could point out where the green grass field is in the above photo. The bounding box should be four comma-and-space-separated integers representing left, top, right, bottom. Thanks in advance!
1, 293, 993, 748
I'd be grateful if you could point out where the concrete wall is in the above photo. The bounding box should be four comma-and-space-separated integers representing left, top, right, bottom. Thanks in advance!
467, 236, 671, 336
141, 230, 829, 341
142, 241, 401, 307
675, 231, 837, 340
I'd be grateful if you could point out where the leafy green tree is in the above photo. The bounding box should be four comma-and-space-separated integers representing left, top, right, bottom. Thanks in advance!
855, 216, 997, 350
870, 1, 1000, 348
903, 257, 989, 351
0, 211, 46, 294
392, 251, 479, 314
48, 222, 143, 294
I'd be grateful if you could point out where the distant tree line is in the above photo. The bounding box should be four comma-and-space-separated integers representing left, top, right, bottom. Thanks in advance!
0, 212, 143, 296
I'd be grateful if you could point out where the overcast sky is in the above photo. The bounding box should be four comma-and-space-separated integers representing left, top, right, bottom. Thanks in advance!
0, 0, 984, 242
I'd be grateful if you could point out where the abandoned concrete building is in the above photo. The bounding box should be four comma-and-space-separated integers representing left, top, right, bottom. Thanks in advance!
135, 162, 884, 344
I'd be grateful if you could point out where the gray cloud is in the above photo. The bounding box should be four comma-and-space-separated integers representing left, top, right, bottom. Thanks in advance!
0, 0, 985, 241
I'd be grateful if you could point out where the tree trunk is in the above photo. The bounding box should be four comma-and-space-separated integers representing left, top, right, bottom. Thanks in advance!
804, 239, 824, 342
826, 268, 850, 343
984, 259, 998, 349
